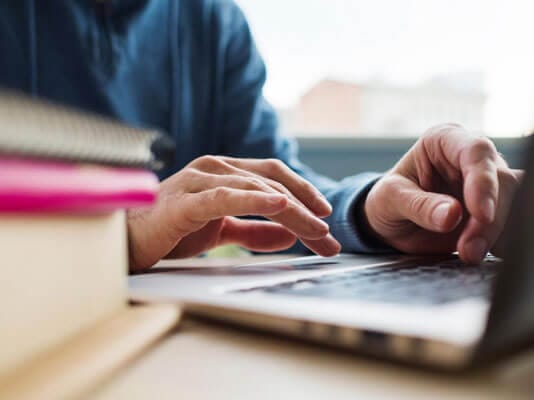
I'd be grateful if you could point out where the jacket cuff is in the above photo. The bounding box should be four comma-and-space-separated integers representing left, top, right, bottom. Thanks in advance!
327, 173, 394, 253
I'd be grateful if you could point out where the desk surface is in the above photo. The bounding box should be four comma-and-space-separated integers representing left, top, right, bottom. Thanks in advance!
91, 256, 534, 400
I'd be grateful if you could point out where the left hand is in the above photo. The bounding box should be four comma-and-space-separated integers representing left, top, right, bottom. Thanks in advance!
363, 124, 523, 264
127, 155, 340, 271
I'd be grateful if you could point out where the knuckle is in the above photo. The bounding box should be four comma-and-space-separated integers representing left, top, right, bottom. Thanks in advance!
270, 180, 288, 194
473, 136, 495, 151
460, 137, 497, 167
265, 158, 285, 172
192, 155, 224, 170
477, 170, 497, 187
179, 167, 199, 181
190, 155, 211, 166
408, 193, 431, 216
422, 123, 463, 138
212, 186, 230, 202
247, 177, 267, 191
203, 187, 230, 215
379, 175, 402, 198
469, 137, 497, 159
217, 155, 235, 163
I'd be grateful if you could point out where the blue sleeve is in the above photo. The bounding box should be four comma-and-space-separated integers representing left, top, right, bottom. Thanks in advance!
215, 1, 388, 253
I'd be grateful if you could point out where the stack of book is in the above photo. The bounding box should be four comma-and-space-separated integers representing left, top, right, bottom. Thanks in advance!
0, 92, 181, 399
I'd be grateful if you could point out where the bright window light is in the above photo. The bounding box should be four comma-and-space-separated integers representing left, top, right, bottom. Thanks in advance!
238, 0, 534, 137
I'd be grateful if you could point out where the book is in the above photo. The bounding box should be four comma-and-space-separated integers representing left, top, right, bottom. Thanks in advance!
0, 157, 159, 212
0, 90, 181, 399
0, 90, 175, 169
0, 211, 128, 378
0, 211, 182, 399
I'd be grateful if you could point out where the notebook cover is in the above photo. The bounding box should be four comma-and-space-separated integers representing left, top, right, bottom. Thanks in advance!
0, 157, 159, 212
0, 90, 175, 170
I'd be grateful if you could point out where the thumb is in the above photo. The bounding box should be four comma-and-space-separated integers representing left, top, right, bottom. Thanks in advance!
394, 177, 463, 233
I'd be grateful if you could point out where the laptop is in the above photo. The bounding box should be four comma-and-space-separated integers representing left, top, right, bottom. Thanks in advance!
129, 135, 534, 370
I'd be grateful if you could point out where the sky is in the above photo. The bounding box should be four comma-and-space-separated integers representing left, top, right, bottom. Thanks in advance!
237, 0, 534, 136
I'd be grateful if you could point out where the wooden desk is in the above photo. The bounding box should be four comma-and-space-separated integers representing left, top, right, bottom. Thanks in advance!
90, 257, 534, 400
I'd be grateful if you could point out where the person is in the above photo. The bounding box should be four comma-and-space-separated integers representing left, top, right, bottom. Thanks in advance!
0, 1, 523, 271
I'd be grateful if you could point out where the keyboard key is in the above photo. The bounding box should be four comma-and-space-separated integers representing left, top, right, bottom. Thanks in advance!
237, 258, 501, 305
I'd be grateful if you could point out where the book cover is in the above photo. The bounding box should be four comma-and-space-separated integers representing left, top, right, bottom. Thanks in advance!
0, 157, 159, 212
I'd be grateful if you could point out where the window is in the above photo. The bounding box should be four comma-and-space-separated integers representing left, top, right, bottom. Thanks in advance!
238, 0, 534, 137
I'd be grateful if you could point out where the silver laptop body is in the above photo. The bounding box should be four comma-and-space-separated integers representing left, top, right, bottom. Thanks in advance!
129, 136, 534, 370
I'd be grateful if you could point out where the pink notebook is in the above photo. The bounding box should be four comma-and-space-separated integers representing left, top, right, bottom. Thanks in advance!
0, 158, 158, 212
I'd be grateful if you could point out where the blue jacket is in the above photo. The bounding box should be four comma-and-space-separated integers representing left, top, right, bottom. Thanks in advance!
0, 0, 384, 253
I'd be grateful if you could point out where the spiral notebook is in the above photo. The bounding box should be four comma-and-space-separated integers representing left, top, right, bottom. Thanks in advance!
0, 90, 175, 170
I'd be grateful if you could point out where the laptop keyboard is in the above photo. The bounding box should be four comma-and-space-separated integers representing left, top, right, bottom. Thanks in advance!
236, 258, 500, 305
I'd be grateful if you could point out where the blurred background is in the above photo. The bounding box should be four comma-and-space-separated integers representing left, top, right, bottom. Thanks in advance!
237, 0, 533, 178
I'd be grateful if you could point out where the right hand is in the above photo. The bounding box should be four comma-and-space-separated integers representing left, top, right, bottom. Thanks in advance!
127, 155, 341, 271
363, 124, 523, 264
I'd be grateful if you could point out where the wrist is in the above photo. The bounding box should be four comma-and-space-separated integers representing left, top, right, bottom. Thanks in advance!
126, 208, 159, 272
356, 194, 388, 249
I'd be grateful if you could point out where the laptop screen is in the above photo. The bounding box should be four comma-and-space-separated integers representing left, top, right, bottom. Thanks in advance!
479, 134, 534, 360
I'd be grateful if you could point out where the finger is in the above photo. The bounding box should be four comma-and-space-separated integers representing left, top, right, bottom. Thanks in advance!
457, 218, 493, 265
182, 172, 331, 239
186, 156, 329, 219
218, 218, 298, 252
235, 172, 309, 210
457, 168, 523, 264
221, 217, 340, 257
219, 157, 333, 217
461, 144, 498, 223
228, 172, 333, 235
184, 169, 307, 210
268, 200, 330, 240
422, 125, 499, 223
388, 175, 463, 233
175, 189, 289, 234
183, 170, 280, 195
178, 188, 329, 241
299, 235, 342, 257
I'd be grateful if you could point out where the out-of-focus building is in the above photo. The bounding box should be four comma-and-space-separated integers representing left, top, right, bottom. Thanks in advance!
281, 74, 486, 137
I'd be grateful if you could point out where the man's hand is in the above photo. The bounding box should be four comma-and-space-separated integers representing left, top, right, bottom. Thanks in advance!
127, 155, 341, 271
364, 124, 523, 264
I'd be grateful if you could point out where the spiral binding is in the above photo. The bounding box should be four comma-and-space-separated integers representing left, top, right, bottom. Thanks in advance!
0, 91, 171, 170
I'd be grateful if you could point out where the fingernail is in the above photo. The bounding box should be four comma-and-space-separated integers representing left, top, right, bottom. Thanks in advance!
432, 203, 451, 228
481, 198, 495, 222
324, 234, 342, 255
311, 234, 341, 257
329, 234, 342, 253
464, 237, 488, 264
317, 199, 333, 214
